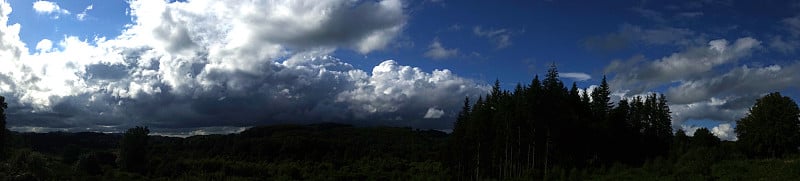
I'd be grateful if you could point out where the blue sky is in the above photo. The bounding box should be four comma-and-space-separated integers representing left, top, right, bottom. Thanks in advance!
0, 0, 798, 139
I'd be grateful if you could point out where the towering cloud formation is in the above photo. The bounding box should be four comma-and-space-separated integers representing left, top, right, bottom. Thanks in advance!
0, 0, 488, 133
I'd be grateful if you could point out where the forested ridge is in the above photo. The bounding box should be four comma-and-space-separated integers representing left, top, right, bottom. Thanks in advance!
0, 65, 799, 180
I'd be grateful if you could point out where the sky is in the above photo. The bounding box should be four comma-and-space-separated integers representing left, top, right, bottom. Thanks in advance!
0, 0, 798, 139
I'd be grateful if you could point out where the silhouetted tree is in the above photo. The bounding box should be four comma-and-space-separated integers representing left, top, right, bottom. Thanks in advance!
590, 76, 612, 121
692, 128, 720, 148
736, 92, 800, 158
119, 126, 150, 174
654, 94, 673, 142
672, 129, 690, 155
450, 97, 472, 178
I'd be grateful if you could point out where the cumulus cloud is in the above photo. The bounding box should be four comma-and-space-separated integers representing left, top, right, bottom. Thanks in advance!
711, 123, 737, 141
424, 37, 459, 59
34, 39, 52, 52
76, 4, 93, 21
561, 72, 591, 82
679, 123, 738, 141
424, 107, 444, 119
473, 26, 514, 49
32, 1, 69, 18
679, 125, 701, 136
0, 0, 488, 133
337, 60, 488, 123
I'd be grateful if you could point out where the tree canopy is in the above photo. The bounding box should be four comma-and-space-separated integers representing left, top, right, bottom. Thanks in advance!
119, 126, 150, 174
692, 128, 720, 148
735, 92, 800, 158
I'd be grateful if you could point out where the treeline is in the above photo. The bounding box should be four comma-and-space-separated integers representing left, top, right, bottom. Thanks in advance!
0, 123, 451, 180
448, 64, 673, 180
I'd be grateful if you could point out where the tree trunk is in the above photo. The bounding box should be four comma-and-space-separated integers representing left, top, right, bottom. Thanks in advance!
476, 142, 480, 180
544, 129, 550, 180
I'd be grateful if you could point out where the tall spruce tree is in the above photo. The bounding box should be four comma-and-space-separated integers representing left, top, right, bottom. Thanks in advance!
590, 76, 612, 120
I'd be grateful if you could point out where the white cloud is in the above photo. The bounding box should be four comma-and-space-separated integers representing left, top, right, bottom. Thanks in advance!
711, 123, 737, 141
577, 85, 599, 102
473, 26, 513, 49
35, 39, 52, 52
666, 64, 799, 104
662, 62, 800, 129
680, 125, 701, 136
0, 0, 488, 132
783, 15, 800, 37
561, 72, 591, 81
337, 60, 488, 119
76, 4, 93, 21
608, 37, 760, 98
424, 107, 444, 119
32, 1, 69, 19
604, 36, 800, 135
771, 15, 800, 54
669, 96, 752, 128
769, 35, 798, 54
678, 123, 738, 141
424, 38, 459, 59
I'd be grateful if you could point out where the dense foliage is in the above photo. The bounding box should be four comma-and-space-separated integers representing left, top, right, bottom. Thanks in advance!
735, 92, 800, 158
1, 123, 451, 180
120, 126, 150, 174
144, 124, 449, 180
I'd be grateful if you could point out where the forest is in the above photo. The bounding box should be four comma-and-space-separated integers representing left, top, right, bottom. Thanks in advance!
0, 65, 799, 180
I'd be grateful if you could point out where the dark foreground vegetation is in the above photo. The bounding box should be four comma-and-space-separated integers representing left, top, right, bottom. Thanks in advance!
0, 65, 798, 180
